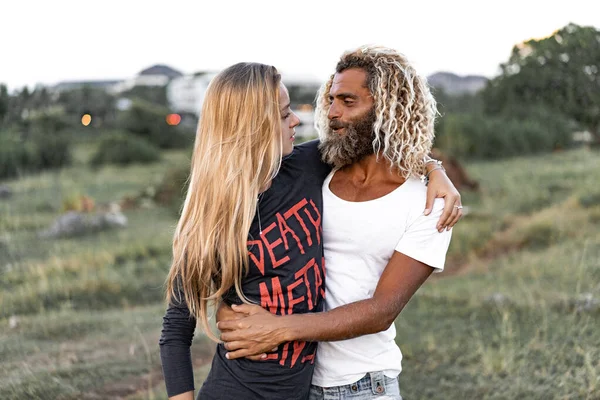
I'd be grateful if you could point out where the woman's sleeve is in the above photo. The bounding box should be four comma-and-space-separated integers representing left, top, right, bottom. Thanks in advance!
158, 282, 197, 397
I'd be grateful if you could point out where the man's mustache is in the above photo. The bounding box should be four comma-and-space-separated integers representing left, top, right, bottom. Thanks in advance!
329, 120, 347, 130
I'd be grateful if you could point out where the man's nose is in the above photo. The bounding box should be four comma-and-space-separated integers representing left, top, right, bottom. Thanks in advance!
328, 102, 341, 120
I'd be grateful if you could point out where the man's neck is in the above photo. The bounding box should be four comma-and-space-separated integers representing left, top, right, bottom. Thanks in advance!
330, 154, 406, 202
340, 154, 403, 185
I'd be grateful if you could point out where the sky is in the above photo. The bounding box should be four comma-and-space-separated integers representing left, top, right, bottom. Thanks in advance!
1, 0, 598, 90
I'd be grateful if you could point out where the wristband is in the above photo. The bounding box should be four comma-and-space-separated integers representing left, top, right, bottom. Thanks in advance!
420, 165, 445, 186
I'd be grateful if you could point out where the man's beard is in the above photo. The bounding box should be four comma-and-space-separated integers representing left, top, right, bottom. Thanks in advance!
319, 107, 377, 169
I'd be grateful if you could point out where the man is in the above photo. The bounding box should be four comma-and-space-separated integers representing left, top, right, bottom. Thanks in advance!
218, 46, 458, 399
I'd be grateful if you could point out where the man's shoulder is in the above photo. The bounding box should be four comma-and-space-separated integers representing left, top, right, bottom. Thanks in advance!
397, 178, 445, 216
376, 178, 435, 218
393, 178, 427, 202
401, 178, 427, 194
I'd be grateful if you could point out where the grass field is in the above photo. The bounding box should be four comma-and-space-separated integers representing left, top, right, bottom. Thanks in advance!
1, 145, 599, 399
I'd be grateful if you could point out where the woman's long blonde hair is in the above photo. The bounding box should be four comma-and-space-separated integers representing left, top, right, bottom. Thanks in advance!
166, 63, 282, 341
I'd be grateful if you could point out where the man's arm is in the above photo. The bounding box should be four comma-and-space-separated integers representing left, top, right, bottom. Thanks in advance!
218, 251, 434, 359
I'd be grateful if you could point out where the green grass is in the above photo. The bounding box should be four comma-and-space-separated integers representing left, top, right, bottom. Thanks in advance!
127, 365, 212, 400
0, 305, 215, 400
0, 145, 198, 399
446, 148, 600, 262
1, 145, 599, 399
395, 148, 600, 399
397, 296, 599, 399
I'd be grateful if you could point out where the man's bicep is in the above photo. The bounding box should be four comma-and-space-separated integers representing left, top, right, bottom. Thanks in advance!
370, 251, 435, 325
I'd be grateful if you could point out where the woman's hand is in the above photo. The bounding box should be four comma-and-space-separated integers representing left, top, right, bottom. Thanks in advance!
425, 169, 463, 232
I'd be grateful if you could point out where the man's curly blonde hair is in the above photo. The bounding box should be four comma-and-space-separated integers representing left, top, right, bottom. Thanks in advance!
315, 45, 438, 178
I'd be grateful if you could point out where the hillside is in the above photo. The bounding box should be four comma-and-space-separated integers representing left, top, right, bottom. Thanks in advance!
0, 146, 599, 399
428, 71, 489, 95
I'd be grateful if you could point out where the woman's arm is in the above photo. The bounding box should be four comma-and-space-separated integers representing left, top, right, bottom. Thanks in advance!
159, 286, 197, 399
424, 162, 463, 231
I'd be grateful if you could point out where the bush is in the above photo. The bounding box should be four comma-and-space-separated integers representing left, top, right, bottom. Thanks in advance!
154, 165, 190, 215
0, 134, 30, 179
90, 133, 161, 166
118, 99, 191, 149
30, 131, 73, 169
435, 105, 576, 160
578, 192, 600, 209
0, 131, 72, 179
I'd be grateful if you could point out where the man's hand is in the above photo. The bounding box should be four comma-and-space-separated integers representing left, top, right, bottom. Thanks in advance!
217, 304, 285, 360
216, 302, 270, 360
215, 301, 245, 324
424, 169, 462, 232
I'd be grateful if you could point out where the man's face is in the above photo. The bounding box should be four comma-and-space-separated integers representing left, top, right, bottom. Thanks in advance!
319, 68, 376, 168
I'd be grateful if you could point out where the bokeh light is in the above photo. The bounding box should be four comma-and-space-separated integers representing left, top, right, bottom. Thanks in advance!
81, 114, 92, 126
166, 113, 181, 126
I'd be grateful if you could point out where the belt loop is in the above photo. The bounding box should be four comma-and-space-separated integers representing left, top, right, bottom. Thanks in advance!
370, 371, 386, 395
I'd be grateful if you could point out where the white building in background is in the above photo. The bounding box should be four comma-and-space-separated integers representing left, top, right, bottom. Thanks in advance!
110, 65, 184, 94
51, 80, 122, 93
167, 72, 322, 138
51, 64, 184, 95
283, 74, 322, 139
166, 72, 218, 116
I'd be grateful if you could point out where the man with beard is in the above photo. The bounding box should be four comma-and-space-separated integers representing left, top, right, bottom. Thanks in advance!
218, 46, 457, 399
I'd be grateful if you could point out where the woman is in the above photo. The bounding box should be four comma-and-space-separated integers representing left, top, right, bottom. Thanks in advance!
159, 62, 460, 400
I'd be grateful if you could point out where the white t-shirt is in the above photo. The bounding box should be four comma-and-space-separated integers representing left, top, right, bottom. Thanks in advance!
311, 171, 452, 387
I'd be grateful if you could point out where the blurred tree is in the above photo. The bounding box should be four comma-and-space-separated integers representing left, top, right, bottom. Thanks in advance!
4, 86, 77, 128
121, 86, 168, 106
14, 87, 30, 117
56, 86, 116, 126
28, 107, 70, 134
1, 87, 32, 127
435, 109, 575, 160
90, 132, 161, 166
119, 99, 190, 149
433, 87, 484, 115
19, 86, 31, 102
484, 23, 600, 142
0, 84, 8, 124
0, 107, 73, 179
29, 87, 51, 110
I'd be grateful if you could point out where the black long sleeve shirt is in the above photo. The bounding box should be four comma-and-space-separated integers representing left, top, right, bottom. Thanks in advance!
159, 140, 331, 399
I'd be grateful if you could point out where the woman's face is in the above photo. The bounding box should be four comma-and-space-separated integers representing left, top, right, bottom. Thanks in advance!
278, 83, 300, 156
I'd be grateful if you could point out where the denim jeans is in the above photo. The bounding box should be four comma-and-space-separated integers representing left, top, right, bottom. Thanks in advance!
309, 372, 402, 400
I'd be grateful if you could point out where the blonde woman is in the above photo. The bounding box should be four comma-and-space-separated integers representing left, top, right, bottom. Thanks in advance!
159, 61, 460, 400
